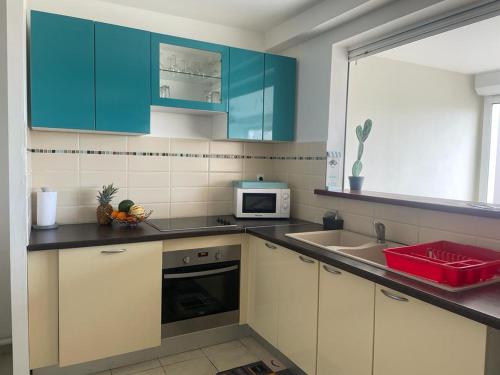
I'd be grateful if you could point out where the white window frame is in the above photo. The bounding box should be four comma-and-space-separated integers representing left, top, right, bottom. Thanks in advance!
478, 95, 500, 202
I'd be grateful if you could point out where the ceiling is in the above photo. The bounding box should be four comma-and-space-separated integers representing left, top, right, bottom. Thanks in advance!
378, 15, 500, 75
99, 0, 324, 31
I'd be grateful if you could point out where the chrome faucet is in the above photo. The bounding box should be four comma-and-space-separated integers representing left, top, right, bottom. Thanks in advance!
374, 221, 386, 243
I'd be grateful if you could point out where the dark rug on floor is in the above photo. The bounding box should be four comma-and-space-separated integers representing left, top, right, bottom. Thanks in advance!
216, 361, 294, 375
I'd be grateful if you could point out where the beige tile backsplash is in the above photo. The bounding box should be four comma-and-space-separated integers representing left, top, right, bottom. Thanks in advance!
28, 131, 288, 224
29, 130, 500, 253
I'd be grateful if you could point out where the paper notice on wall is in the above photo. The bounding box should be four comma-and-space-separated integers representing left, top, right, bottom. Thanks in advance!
326, 150, 343, 191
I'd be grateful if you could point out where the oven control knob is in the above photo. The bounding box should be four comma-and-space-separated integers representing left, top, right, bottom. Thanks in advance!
182, 256, 191, 264
215, 252, 222, 261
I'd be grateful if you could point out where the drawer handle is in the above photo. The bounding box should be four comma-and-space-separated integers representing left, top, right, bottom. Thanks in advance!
323, 264, 342, 275
299, 255, 315, 264
381, 289, 409, 302
265, 242, 277, 250
101, 249, 127, 254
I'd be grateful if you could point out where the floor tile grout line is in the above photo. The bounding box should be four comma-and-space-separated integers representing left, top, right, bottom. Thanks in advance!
200, 345, 221, 372
203, 351, 221, 372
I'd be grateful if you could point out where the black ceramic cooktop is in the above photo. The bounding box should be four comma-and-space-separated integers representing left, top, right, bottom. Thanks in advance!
147, 215, 238, 231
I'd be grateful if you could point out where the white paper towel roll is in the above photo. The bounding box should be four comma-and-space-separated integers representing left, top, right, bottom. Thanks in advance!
37, 190, 57, 226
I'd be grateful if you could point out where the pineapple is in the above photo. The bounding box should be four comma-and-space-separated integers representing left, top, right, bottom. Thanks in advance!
96, 184, 119, 225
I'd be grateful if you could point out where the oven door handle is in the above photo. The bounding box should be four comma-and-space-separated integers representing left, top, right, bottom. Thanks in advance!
163, 265, 239, 279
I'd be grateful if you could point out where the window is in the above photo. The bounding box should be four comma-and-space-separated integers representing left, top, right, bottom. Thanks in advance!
480, 97, 500, 203
488, 103, 500, 203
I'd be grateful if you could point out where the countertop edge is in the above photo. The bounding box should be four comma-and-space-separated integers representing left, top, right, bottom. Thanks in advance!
27, 227, 245, 251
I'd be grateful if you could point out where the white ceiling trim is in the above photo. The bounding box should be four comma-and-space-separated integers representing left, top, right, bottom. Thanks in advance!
98, 0, 324, 31
264, 0, 372, 51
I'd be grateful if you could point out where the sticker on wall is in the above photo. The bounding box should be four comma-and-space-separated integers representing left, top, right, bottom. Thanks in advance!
326, 150, 343, 191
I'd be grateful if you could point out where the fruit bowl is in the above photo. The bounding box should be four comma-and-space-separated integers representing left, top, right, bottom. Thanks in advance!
108, 210, 153, 228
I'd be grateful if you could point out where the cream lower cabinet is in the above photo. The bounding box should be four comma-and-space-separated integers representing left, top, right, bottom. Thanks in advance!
58, 242, 162, 366
28, 250, 59, 369
317, 263, 375, 375
247, 236, 281, 346
373, 285, 487, 375
277, 247, 319, 375
247, 236, 318, 374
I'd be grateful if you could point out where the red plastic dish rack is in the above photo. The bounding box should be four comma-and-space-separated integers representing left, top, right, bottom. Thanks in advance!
383, 241, 500, 287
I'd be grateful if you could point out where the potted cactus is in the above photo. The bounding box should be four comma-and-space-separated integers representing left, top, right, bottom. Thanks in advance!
349, 119, 372, 191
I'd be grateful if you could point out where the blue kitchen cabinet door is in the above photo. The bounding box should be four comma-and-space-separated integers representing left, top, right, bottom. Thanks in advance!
151, 33, 229, 112
263, 54, 297, 141
227, 48, 264, 140
95, 23, 151, 134
30, 11, 95, 130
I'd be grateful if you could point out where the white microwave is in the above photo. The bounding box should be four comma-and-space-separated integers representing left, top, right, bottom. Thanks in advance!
233, 181, 290, 218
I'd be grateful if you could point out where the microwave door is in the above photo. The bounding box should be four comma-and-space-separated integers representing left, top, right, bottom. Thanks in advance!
242, 193, 277, 214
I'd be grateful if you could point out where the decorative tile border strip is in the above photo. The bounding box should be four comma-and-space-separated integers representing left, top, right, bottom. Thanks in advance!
27, 148, 326, 161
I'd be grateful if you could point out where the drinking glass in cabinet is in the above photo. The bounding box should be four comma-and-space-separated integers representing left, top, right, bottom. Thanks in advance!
160, 85, 171, 98
206, 91, 220, 103
158, 43, 222, 103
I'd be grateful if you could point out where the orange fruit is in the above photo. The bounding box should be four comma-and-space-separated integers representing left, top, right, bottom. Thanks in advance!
111, 210, 119, 219
116, 212, 127, 221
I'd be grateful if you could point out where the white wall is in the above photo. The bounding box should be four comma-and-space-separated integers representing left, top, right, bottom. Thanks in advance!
149, 111, 215, 139
0, 0, 12, 345
345, 56, 482, 201
283, 38, 333, 142
6, 0, 30, 373
475, 70, 500, 96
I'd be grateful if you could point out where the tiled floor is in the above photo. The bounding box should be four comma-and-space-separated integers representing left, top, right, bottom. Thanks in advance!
92, 337, 287, 375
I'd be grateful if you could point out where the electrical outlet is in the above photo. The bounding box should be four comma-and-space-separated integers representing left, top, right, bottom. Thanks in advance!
257, 174, 264, 181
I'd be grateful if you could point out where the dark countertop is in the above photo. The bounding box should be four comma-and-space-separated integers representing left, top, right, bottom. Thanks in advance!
27, 216, 310, 251
28, 216, 500, 329
246, 224, 500, 330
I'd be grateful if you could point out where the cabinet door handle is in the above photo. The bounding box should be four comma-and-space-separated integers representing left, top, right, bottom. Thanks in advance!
101, 249, 127, 254
299, 255, 315, 264
265, 242, 277, 250
323, 264, 342, 275
381, 289, 409, 302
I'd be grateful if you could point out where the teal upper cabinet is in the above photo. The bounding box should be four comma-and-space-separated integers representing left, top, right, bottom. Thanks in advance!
228, 48, 264, 140
226, 49, 296, 142
150, 33, 229, 112
30, 11, 95, 130
30, 11, 294, 139
263, 54, 296, 141
95, 23, 150, 134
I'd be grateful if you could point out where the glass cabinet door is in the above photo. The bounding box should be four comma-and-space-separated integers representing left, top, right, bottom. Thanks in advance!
151, 34, 228, 112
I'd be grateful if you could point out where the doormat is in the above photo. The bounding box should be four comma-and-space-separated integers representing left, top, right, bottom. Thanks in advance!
216, 361, 294, 375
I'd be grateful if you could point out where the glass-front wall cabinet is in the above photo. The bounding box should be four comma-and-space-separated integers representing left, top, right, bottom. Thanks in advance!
151, 34, 229, 112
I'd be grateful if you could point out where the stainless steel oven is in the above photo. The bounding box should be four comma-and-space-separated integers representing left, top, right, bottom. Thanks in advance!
162, 245, 241, 338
